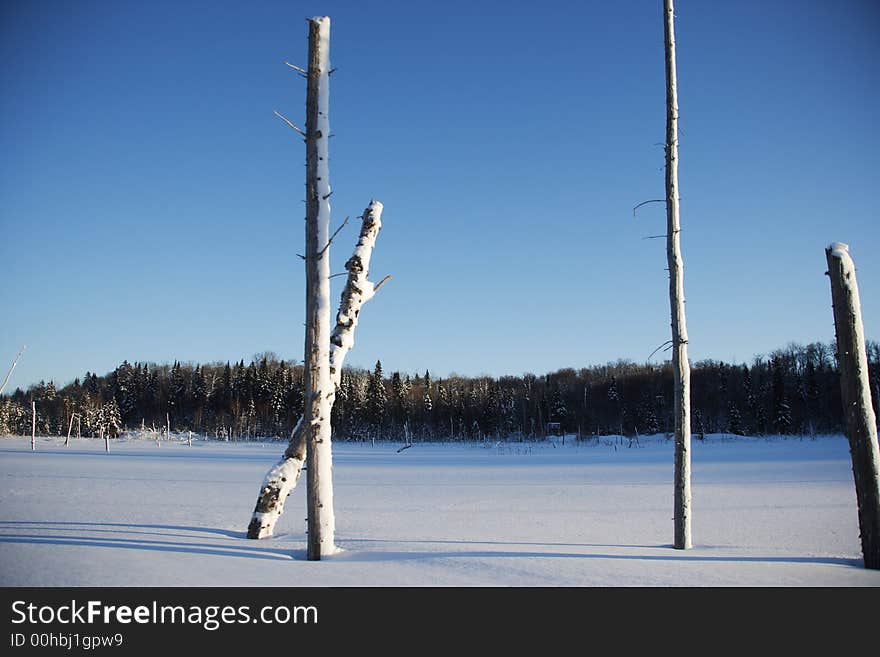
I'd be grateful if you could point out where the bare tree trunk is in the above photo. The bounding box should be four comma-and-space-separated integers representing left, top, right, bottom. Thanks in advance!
102, 427, 109, 453
0, 345, 26, 396
303, 16, 335, 561
66, 413, 76, 447
31, 401, 35, 451
826, 243, 880, 569
247, 201, 387, 539
664, 0, 692, 550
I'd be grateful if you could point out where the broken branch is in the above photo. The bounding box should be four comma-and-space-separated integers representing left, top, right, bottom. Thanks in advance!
373, 275, 392, 293
284, 61, 307, 75
317, 216, 350, 259
647, 340, 674, 362
633, 199, 666, 218
273, 109, 305, 136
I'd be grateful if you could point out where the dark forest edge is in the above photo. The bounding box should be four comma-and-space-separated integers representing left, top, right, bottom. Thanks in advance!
2, 341, 878, 442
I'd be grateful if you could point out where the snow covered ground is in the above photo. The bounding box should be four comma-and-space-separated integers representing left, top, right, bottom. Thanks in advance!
1, 433, 878, 587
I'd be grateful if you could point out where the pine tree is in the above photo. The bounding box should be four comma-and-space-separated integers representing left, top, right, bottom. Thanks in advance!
104, 399, 122, 438
803, 360, 821, 435
390, 371, 410, 436
366, 360, 387, 440
349, 372, 368, 439
640, 394, 660, 435
269, 366, 286, 434
550, 387, 567, 425
112, 361, 136, 427
499, 388, 517, 437
168, 361, 186, 425
82, 392, 98, 437
332, 371, 349, 434
437, 379, 451, 438
772, 361, 792, 434
727, 401, 743, 435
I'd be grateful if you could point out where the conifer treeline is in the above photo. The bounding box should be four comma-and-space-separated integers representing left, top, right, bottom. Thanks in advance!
2, 342, 878, 441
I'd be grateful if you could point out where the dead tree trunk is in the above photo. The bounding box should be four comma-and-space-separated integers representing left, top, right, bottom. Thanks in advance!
664, 0, 692, 550
0, 345, 26, 396
65, 413, 76, 447
303, 15, 335, 561
826, 243, 880, 569
247, 200, 387, 539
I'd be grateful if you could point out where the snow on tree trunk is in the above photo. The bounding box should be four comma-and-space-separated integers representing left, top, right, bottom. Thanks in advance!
247, 200, 386, 540
302, 15, 335, 560
826, 243, 880, 569
664, 0, 692, 550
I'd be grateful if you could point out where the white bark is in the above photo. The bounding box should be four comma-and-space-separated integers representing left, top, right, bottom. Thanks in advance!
826, 242, 880, 568
303, 16, 336, 560
247, 201, 386, 540
664, 0, 692, 550
65, 413, 76, 447
0, 345, 26, 396
31, 401, 35, 451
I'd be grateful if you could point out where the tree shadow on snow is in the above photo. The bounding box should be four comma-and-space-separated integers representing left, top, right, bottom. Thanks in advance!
344, 537, 667, 549
335, 538, 861, 568
0, 521, 292, 561
0, 520, 245, 539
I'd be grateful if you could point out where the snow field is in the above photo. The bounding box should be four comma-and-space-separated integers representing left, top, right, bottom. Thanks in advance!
1, 434, 878, 586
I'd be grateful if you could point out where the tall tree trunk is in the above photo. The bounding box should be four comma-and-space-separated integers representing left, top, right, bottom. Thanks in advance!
31, 401, 35, 451
664, 0, 692, 550
304, 16, 334, 560
247, 201, 387, 539
826, 243, 880, 569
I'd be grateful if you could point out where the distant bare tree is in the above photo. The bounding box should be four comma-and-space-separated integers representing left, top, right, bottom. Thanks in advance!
0, 345, 26, 396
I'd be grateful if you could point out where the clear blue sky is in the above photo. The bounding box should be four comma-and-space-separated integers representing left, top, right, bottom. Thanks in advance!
1, 0, 878, 391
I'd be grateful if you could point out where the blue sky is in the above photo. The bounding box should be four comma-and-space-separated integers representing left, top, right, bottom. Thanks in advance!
1, 0, 878, 391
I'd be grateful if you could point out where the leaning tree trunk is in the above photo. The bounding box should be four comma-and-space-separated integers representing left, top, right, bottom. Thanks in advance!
825, 242, 880, 569
247, 201, 388, 540
0, 345, 26, 396
664, 0, 692, 550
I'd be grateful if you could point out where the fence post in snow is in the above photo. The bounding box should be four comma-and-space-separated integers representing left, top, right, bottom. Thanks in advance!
826, 243, 880, 569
